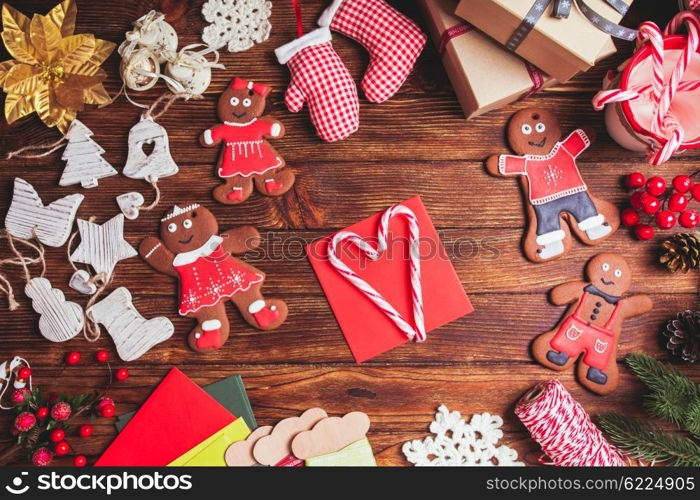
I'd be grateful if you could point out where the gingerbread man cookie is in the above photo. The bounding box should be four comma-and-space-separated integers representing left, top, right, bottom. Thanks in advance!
532, 253, 652, 395
139, 203, 288, 352
200, 77, 295, 204
486, 108, 619, 262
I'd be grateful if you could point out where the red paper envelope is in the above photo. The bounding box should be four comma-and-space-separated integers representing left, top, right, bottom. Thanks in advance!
95, 367, 236, 466
307, 196, 473, 362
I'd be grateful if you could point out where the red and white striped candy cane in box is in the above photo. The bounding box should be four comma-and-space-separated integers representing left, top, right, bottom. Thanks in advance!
328, 204, 425, 342
592, 11, 700, 165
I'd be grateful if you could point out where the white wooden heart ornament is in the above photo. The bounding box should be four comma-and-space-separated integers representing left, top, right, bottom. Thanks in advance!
123, 116, 179, 181
69, 270, 97, 295
25, 278, 84, 342
328, 204, 426, 342
116, 192, 145, 220
87, 287, 174, 361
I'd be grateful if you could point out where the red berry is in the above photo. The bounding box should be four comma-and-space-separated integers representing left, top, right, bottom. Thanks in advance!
655, 210, 677, 229
79, 424, 93, 437
621, 208, 641, 226
54, 441, 70, 456
96, 350, 109, 363
14, 412, 36, 432
692, 184, 700, 202
11, 388, 30, 404
96, 397, 113, 411
635, 224, 655, 240
673, 175, 693, 193
100, 404, 115, 418
49, 429, 65, 443
669, 193, 689, 212
115, 368, 129, 381
17, 367, 31, 379
679, 209, 700, 228
626, 172, 646, 188
641, 195, 661, 215
66, 351, 81, 365
32, 447, 53, 466
73, 455, 87, 467
51, 402, 72, 422
36, 407, 49, 419
630, 191, 645, 209
646, 176, 666, 196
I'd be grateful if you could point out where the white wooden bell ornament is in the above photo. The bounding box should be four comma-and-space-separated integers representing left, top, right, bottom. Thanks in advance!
123, 115, 179, 180
165, 44, 225, 95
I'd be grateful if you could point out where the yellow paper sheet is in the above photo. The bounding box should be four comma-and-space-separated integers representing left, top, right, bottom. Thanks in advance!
305, 438, 376, 467
168, 419, 250, 466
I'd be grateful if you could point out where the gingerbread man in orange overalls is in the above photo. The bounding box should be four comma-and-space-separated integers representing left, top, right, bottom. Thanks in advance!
532, 253, 652, 395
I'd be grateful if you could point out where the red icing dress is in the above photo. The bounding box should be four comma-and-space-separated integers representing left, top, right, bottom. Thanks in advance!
205, 119, 283, 178
173, 235, 264, 316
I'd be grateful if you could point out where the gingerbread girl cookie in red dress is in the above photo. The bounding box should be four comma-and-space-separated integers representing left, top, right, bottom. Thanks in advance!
201, 77, 295, 204
139, 203, 287, 352
486, 108, 619, 262
532, 253, 652, 395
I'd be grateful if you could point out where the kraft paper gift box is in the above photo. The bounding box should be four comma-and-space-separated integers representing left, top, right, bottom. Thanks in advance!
454, 0, 627, 82
422, 0, 557, 118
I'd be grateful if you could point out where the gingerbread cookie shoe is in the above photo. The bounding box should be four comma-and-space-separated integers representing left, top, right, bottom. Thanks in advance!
532, 253, 653, 395
200, 77, 295, 205
139, 203, 288, 353
486, 108, 619, 263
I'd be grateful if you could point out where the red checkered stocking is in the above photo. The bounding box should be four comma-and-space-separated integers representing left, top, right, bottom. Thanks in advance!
318, 0, 426, 103
276, 28, 360, 142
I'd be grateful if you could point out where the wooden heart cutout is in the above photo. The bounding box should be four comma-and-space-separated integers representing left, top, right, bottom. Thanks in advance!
117, 192, 145, 220
69, 269, 97, 295
328, 204, 425, 341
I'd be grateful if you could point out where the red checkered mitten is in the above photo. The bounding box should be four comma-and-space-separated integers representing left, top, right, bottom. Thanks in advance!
318, 0, 426, 103
276, 28, 359, 142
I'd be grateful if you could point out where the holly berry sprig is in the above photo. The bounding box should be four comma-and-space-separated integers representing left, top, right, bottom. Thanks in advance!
622, 172, 700, 240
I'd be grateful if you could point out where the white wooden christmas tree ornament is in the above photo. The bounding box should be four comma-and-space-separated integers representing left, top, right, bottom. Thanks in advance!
116, 192, 145, 220
68, 269, 97, 295
123, 116, 179, 181
25, 277, 84, 342
87, 287, 174, 361
5, 178, 84, 248
70, 214, 137, 278
402, 405, 524, 466
59, 120, 118, 189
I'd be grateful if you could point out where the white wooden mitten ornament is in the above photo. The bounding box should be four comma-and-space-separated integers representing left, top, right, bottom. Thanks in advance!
59, 120, 117, 188
88, 287, 174, 361
68, 269, 97, 295
70, 214, 137, 278
123, 116, 179, 180
5, 178, 84, 247
25, 278, 84, 342
117, 192, 145, 220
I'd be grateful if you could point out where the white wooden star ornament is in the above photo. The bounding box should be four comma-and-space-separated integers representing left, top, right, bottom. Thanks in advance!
70, 214, 137, 278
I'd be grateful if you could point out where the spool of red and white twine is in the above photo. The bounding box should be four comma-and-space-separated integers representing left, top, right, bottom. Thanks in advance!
515, 380, 626, 466
328, 204, 425, 342
592, 11, 700, 165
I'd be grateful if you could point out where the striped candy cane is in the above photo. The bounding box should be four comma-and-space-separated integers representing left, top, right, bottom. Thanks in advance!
328, 204, 425, 342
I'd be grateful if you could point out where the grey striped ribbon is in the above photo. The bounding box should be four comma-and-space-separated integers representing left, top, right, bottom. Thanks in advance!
506, 0, 637, 52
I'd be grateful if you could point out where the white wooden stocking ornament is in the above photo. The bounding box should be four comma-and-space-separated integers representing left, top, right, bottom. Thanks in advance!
5, 178, 84, 248
70, 214, 137, 278
87, 287, 174, 361
59, 120, 118, 188
25, 278, 84, 342
68, 269, 97, 295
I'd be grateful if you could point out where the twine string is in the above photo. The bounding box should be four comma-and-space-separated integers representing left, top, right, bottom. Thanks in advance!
6, 135, 67, 160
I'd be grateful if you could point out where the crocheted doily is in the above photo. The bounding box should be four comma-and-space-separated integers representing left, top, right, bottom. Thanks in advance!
402, 405, 524, 466
201, 0, 272, 52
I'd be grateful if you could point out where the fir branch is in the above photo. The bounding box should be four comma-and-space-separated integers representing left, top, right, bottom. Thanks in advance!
598, 413, 700, 467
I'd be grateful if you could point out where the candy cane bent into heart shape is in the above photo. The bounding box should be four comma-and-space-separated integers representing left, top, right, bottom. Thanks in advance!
328, 204, 425, 342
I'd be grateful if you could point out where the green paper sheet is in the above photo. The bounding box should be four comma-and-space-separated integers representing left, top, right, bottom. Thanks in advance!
116, 375, 256, 432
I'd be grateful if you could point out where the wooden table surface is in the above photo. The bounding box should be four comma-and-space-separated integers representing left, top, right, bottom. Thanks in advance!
1, 0, 699, 466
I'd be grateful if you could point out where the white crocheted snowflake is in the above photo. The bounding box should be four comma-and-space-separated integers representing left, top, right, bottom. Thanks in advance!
201, 0, 272, 53
402, 405, 524, 466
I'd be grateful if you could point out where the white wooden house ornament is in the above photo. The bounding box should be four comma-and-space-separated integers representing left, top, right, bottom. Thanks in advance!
123, 116, 179, 180
59, 119, 118, 188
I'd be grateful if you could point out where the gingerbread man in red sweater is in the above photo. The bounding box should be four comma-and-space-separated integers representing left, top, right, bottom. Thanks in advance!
486, 108, 619, 262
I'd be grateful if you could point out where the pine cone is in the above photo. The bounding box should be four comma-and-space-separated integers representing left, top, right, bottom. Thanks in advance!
663, 310, 700, 363
659, 233, 700, 273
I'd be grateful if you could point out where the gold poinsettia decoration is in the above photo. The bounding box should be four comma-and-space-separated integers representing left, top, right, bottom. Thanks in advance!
0, 0, 116, 133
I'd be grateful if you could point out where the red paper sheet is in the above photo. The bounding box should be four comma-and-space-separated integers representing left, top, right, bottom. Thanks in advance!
307, 196, 473, 362
95, 367, 236, 466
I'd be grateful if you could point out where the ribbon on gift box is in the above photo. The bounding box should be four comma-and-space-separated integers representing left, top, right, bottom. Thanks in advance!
506, 0, 638, 52
438, 22, 547, 97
